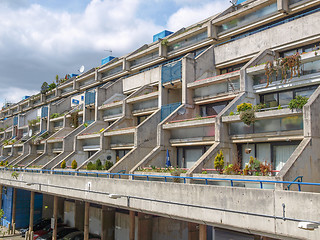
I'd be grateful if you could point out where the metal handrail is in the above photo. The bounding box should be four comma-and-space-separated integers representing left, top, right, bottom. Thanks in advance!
1, 167, 319, 191
287, 176, 303, 191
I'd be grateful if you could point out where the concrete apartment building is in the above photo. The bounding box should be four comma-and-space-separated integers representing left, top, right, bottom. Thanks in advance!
0, 0, 320, 239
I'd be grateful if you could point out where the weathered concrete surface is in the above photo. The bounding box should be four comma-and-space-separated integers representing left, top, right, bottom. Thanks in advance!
1, 171, 319, 239
214, 11, 320, 66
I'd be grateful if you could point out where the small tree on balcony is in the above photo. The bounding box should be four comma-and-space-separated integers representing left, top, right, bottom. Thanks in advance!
214, 150, 224, 174
61, 160, 66, 169
71, 160, 77, 169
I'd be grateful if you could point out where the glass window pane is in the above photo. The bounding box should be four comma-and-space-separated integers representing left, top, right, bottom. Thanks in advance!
281, 116, 303, 131
263, 93, 278, 108
273, 144, 298, 171
295, 87, 316, 98
241, 144, 255, 169
230, 122, 253, 135
257, 143, 271, 164
279, 91, 293, 106
185, 148, 203, 169
254, 118, 281, 133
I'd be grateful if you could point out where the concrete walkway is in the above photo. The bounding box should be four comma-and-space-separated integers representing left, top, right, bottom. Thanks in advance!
0, 226, 22, 239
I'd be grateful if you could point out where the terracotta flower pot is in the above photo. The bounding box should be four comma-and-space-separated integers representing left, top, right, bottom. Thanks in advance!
245, 148, 252, 154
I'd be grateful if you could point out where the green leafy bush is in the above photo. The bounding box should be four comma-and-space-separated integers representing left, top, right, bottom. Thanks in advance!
61, 160, 66, 169
71, 160, 77, 169
214, 150, 224, 174
104, 160, 113, 170
289, 95, 308, 110
87, 162, 94, 170
95, 159, 102, 170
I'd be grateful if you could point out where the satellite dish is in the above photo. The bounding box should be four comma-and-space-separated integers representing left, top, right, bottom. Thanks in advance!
177, 107, 186, 115
230, 0, 238, 6
79, 65, 85, 73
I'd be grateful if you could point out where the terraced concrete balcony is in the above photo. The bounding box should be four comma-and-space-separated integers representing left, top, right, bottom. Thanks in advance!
223, 108, 303, 143
189, 72, 240, 105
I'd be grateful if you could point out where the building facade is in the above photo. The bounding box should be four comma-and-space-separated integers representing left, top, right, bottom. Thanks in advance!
0, 0, 320, 239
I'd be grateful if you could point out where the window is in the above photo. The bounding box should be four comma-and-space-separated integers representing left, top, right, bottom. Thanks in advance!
137, 114, 150, 125
220, 62, 247, 74
280, 42, 320, 57
200, 101, 230, 117
260, 85, 318, 107
177, 146, 209, 168
116, 149, 130, 161
239, 142, 299, 171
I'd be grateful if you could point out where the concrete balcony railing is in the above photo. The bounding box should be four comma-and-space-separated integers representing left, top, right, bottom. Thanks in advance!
223, 108, 304, 142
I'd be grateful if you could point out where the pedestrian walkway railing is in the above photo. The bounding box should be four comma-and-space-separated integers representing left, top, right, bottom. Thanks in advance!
1, 167, 320, 192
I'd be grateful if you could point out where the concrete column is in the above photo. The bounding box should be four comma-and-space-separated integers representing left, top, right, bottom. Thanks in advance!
101, 206, 115, 240
52, 196, 58, 240
75, 201, 85, 231
188, 222, 199, 240
29, 191, 35, 236
84, 202, 90, 240
137, 213, 152, 240
12, 188, 17, 229
129, 211, 135, 240
199, 224, 207, 240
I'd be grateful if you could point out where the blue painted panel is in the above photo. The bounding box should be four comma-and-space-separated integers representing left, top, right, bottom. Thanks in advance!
41, 106, 48, 118
71, 74, 78, 78
1, 187, 43, 228
161, 61, 182, 84
72, 99, 79, 105
153, 30, 173, 42
13, 116, 18, 126
85, 91, 96, 105
161, 102, 181, 121
101, 56, 115, 65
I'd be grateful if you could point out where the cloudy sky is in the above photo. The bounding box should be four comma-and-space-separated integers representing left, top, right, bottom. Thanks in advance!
0, 0, 230, 106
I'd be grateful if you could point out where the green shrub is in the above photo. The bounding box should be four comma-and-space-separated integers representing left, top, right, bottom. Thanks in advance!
214, 150, 224, 174
229, 111, 234, 116
0, 161, 3, 166
87, 162, 94, 170
289, 95, 308, 110
237, 103, 252, 112
95, 159, 102, 170
61, 160, 66, 169
104, 160, 113, 170
71, 160, 77, 169
4, 160, 8, 166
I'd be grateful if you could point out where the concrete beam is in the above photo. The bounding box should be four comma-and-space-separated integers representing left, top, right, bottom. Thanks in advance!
1, 171, 320, 239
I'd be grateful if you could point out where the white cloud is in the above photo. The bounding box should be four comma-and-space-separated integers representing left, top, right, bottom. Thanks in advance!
0, 0, 230, 105
0, 88, 38, 104
167, 1, 229, 31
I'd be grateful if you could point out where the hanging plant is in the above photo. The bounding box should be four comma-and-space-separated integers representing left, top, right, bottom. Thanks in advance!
264, 53, 301, 87
264, 61, 276, 87
240, 109, 255, 126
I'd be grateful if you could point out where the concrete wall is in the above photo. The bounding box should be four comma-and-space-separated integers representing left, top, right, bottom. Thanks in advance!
214, 11, 320, 66
3, 171, 320, 239
123, 67, 160, 93
152, 217, 188, 240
